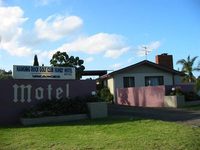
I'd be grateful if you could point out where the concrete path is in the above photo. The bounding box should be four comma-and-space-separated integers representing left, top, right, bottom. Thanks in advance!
108, 104, 200, 127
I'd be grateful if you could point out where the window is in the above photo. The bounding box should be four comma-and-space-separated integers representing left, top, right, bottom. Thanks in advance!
123, 77, 135, 88
145, 76, 164, 86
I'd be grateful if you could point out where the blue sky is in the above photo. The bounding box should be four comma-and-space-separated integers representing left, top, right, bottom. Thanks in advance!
0, 0, 200, 76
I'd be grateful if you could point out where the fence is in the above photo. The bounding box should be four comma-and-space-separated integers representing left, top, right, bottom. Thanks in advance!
116, 86, 165, 107
116, 84, 196, 107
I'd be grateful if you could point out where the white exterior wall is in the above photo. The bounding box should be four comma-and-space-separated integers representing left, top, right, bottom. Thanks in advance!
112, 65, 179, 89
107, 78, 114, 95
103, 64, 182, 101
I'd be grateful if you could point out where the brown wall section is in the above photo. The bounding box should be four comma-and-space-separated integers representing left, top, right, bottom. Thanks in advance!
0, 79, 96, 125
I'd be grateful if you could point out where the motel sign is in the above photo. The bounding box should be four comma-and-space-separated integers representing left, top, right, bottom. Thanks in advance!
13, 84, 69, 103
13, 65, 75, 80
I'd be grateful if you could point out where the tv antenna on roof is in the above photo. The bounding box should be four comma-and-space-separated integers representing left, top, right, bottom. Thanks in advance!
142, 46, 151, 60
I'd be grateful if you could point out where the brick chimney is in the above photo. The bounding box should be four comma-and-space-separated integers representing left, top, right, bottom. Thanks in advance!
156, 53, 173, 69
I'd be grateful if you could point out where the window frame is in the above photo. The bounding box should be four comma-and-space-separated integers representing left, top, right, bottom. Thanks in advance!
145, 76, 164, 86
123, 76, 135, 88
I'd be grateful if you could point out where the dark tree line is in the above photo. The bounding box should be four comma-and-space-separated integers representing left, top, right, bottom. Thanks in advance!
0, 69, 12, 79
50, 51, 85, 79
32, 52, 85, 79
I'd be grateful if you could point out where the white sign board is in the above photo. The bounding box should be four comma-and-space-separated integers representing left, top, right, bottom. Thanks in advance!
13, 65, 75, 80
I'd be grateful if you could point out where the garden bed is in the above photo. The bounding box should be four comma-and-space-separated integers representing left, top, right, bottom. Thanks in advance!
20, 96, 109, 125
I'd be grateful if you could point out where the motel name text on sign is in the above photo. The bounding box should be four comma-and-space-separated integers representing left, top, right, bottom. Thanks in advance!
13, 65, 75, 80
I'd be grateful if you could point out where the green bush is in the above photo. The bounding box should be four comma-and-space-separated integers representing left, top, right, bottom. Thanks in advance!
183, 91, 200, 101
23, 96, 98, 118
99, 87, 113, 102
170, 86, 183, 96
0, 69, 12, 79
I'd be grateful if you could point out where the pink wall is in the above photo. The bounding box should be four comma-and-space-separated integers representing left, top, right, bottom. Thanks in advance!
116, 86, 165, 107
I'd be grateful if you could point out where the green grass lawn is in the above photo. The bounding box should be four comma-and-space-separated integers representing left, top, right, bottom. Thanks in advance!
0, 118, 200, 150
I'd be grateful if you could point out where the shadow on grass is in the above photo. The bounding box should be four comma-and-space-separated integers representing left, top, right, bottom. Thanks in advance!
1, 104, 200, 129
0, 116, 148, 129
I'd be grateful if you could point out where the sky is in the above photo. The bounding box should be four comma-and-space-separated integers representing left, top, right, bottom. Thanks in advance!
0, 0, 200, 76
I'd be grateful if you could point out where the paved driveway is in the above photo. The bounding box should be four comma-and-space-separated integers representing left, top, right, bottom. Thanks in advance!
108, 104, 200, 126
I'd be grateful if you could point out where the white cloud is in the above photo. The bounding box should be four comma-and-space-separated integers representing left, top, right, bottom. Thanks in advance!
0, 6, 27, 41
0, 5, 130, 60
1, 40, 32, 56
111, 63, 123, 71
104, 47, 129, 59
137, 41, 161, 56
35, 15, 83, 41
85, 57, 94, 63
34, 0, 59, 6
0, 5, 152, 62
0, 6, 31, 56
51, 33, 129, 58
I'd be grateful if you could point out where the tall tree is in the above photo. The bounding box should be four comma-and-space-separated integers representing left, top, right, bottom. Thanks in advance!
176, 55, 199, 83
50, 51, 85, 79
33, 54, 39, 66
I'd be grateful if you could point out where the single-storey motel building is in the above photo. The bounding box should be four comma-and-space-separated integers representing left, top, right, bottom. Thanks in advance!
98, 54, 184, 98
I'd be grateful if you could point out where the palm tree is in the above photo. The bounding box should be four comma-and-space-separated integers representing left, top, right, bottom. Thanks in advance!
176, 55, 199, 83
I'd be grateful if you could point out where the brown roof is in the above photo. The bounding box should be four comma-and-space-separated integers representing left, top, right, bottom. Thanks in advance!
99, 60, 184, 80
